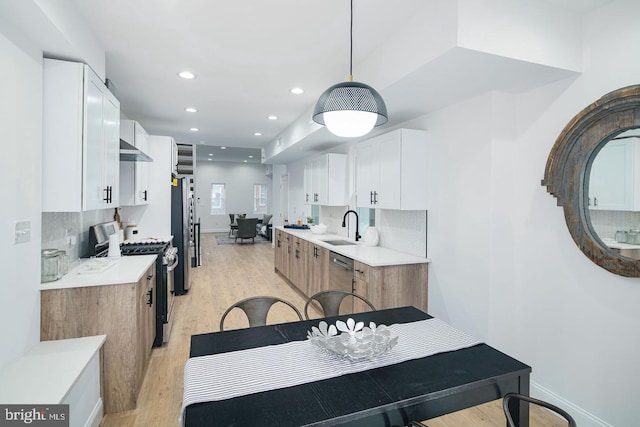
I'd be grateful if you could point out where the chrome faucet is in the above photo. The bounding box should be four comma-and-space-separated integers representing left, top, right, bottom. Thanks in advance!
341, 210, 361, 241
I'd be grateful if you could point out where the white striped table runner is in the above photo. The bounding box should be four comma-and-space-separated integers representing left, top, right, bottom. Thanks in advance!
182, 318, 481, 418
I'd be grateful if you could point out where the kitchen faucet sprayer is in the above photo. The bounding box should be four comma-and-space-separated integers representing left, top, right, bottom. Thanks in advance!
342, 210, 361, 241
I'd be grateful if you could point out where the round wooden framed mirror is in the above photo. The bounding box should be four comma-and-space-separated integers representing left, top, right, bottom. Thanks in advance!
543, 85, 640, 277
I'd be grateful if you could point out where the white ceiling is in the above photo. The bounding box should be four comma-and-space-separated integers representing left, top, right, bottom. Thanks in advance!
70, 0, 611, 164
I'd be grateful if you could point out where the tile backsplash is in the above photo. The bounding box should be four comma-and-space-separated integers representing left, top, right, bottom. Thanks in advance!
319, 206, 427, 258
42, 209, 116, 261
590, 209, 640, 240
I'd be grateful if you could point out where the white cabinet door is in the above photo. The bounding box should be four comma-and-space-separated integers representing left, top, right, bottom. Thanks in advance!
83, 72, 106, 211
355, 129, 429, 210
120, 120, 149, 205
304, 160, 313, 203
134, 124, 150, 204
355, 140, 378, 208
589, 139, 636, 210
103, 94, 120, 208
313, 156, 327, 205
304, 153, 347, 206
43, 59, 120, 212
377, 135, 402, 209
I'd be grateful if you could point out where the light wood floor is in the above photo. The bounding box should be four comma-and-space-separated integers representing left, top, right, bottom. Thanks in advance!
100, 233, 562, 427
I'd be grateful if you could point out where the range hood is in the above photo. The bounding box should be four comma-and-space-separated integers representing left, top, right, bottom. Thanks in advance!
120, 139, 153, 162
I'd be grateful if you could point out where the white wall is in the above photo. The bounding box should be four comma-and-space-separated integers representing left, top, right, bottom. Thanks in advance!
0, 32, 43, 371
401, 2, 640, 425
195, 161, 273, 232
0, 0, 108, 373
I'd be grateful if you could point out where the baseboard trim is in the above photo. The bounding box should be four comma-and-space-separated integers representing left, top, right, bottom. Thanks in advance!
84, 398, 103, 427
531, 381, 612, 427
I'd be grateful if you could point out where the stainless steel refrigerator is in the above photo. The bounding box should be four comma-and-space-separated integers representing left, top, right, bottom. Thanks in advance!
171, 177, 192, 295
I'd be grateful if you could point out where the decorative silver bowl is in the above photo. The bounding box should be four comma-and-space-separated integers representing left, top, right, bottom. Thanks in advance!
307, 318, 398, 361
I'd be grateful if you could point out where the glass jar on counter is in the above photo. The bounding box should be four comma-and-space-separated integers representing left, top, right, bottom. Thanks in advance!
41, 249, 62, 282
57, 250, 69, 275
628, 230, 640, 245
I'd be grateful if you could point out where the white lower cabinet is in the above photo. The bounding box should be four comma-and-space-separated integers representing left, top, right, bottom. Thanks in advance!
43, 58, 120, 212
356, 128, 429, 210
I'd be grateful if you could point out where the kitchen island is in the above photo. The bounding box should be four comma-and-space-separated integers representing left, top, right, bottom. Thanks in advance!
274, 226, 430, 312
40, 255, 157, 415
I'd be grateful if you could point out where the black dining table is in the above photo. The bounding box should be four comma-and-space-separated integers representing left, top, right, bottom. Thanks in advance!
185, 306, 531, 427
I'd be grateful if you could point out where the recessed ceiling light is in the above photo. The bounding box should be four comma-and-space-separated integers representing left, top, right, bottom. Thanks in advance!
253, 132, 262, 136
243, 160, 248, 163
208, 158, 212, 161
221, 146, 226, 150
178, 71, 196, 79
185, 107, 198, 113
189, 127, 199, 132
249, 155, 254, 158
267, 115, 278, 120
208, 153, 213, 156
290, 87, 304, 94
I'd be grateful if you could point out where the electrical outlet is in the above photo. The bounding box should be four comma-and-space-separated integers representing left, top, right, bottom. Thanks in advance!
15, 220, 31, 244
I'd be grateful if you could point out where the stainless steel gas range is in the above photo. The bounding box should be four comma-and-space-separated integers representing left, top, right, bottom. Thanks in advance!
89, 222, 177, 347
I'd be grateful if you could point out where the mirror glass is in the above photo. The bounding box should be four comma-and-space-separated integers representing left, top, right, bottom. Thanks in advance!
588, 129, 640, 260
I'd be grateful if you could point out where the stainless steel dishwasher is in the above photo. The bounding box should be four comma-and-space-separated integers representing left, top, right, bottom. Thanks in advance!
329, 251, 354, 293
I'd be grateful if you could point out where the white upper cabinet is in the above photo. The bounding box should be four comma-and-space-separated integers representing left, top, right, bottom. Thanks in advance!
43, 59, 120, 212
589, 138, 640, 211
120, 120, 150, 206
304, 153, 347, 206
356, 129, 429, 210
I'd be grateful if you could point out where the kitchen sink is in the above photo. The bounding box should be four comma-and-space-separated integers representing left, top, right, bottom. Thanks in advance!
322, 240, 357, 246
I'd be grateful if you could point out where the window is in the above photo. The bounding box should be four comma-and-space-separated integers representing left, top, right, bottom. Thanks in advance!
357, 207, 375, 234
254, 184, 267, 214
211, 183, 226, 215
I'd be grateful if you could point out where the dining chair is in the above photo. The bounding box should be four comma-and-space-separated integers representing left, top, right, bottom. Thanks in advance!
503, 393, 577, 427
235, 217, 259, 244
219, 296, 303, 330
228, 214, 237, 237
304, 290, 376, 319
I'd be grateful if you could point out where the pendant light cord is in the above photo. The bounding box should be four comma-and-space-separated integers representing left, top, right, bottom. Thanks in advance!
349, 0, 353, 82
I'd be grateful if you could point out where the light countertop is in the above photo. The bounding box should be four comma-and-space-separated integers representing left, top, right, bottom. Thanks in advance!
601, 238, 640, 250
40, 255, 157, 290
0, 335, 105, 404
276, 226, 430, 267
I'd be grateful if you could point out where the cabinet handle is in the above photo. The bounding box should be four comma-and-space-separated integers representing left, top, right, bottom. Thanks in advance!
306, 193, 309, 202
277, 240, 281, 248
147, 288, 153, 306
295, 249, 300, 259
594, 197, 598, 207
147, 274, 154, 281
370, 191, 374, 204
143, 190, 148, 201
103, 187, 110, 203
373, 191, 378, 204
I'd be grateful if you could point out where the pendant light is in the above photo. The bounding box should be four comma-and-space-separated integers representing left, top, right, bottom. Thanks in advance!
312, 0, 388, 138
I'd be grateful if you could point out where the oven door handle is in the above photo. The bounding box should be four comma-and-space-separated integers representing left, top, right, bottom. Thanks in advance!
167, 257, 179, 272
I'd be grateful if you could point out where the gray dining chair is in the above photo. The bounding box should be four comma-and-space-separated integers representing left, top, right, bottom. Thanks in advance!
219, 296, 303, 331
228, 214, 237, 237
503, 393, 577, 427
235, 217, 259, 244
304, 290, 376, 319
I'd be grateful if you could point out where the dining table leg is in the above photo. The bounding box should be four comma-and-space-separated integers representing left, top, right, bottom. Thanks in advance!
505, 374, 530, 427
